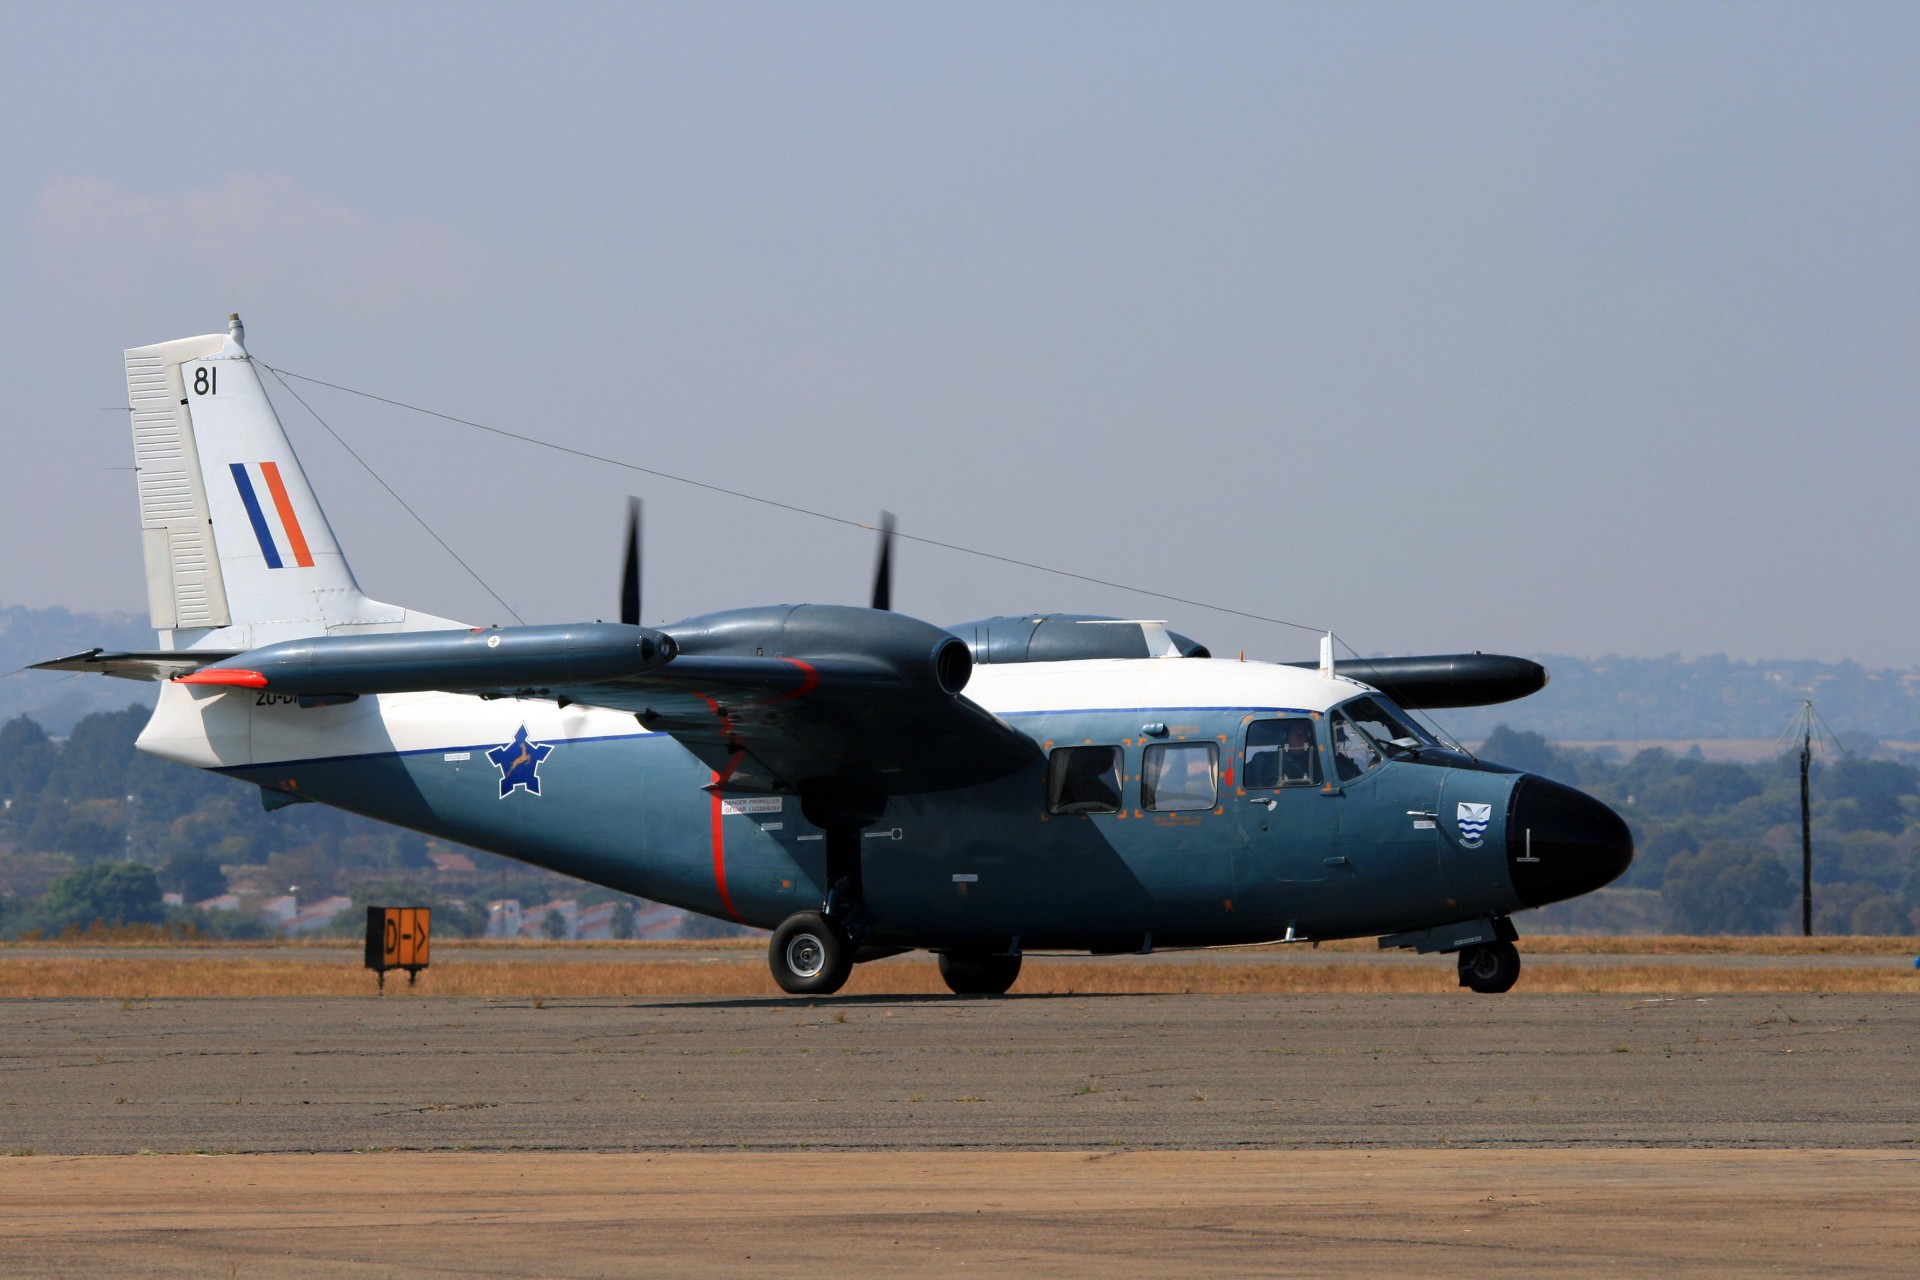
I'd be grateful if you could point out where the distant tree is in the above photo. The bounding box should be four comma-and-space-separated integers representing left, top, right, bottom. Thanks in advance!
1832, 830, 1901, 893
610, 900, 637, 941
1812, 882, 1912, 936
1673, 763, 1762, 817
392, 831, 433, 870
541, 908, 569, 941
1620, 825, 1699, 889
1478, 726, 1560, 776
32, 861, 164, 933
159, 850, 227, 903
1825, 756, 1916, 835
1661, 842, 1793, 935
0, 716, 56, 803
57, 798, 129, 864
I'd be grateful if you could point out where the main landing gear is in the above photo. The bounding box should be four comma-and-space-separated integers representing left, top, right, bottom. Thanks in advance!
1457, 939, 1521, 994
769, 911, 855, 996
937, 951, 1022, 996
767, 783, 881, 997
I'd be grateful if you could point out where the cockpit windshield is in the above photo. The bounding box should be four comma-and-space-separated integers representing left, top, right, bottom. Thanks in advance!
1333, 696, 1434, 773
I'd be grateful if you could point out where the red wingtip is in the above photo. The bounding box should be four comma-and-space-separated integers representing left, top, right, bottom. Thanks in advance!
174, 669, 269, 688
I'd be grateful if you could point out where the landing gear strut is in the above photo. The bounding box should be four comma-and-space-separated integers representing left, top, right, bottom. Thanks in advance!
1457, 939, 1521, 994
766, 782, 886, 996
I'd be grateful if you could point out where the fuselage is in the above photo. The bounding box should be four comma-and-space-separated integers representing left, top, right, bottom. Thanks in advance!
137, 653, 1630, 950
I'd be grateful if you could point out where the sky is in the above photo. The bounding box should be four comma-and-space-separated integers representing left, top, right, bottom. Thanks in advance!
2, 2, 1916, 667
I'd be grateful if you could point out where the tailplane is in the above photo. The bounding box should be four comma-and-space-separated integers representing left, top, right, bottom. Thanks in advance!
125, 315, 461, 649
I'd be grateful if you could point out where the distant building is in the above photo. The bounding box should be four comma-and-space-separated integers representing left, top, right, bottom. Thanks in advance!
283, 894, 353, 935
260, 895, 298, 924
485, 899, 523, 938
195, 893, 240, 912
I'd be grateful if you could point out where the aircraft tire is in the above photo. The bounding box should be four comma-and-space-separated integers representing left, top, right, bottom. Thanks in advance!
937, 951, 1023, 996
1457, 940, 1521, 994
769, 912, 854, 996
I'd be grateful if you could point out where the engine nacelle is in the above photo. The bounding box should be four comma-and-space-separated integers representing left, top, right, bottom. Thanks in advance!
665, 605, 973, 695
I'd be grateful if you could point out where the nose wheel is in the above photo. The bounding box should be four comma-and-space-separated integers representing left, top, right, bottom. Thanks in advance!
1457, 940, 1521, 993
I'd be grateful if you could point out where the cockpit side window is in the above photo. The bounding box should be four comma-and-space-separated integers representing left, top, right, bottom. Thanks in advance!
1244, 717, 1322, 789
1047, 745, 1124, 814
1142, 741, 1219, 811
1340, 696, 1432, 753
1331, 714, 1380, 781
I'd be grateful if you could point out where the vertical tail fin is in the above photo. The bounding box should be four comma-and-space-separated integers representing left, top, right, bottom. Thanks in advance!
127, 315, 462, 648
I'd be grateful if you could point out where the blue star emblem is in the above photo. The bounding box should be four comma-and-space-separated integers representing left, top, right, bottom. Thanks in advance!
485, 726, 554, 798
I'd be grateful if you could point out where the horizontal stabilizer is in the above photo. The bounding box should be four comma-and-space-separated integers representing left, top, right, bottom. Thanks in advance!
31, 648, 240, 682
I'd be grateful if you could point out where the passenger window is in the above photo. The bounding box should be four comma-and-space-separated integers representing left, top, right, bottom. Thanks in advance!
1244, 717, 1321, 789
1047, 745, 1123, 814
1332, 714, 1380, 781
1142, 741, 1219, 812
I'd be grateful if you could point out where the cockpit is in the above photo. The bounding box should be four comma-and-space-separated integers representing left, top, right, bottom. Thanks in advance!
1329, 695, 1438, 780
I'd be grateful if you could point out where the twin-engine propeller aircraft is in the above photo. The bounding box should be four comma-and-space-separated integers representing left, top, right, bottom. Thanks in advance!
39, 317, 1632, 996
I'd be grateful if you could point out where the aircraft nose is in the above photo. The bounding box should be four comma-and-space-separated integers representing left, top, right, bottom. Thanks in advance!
1506, 775, 1634, 908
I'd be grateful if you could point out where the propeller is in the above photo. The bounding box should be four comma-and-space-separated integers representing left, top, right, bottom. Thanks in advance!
870, 510, 895, 612
620, 497, 643, 626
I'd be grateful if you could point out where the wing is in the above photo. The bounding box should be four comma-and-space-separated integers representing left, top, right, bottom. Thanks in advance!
143, 607, 1038, 796
556, 652, 1033, 793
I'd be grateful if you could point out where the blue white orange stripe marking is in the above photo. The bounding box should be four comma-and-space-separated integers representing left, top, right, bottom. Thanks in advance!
229, 462, 315, 568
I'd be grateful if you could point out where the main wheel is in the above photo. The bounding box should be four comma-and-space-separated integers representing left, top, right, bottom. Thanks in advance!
1457, 940, 1521, 994
769, 912, 854, 995
937, 951, 1023, 996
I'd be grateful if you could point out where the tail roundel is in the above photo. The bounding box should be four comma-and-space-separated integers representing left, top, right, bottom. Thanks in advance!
125, 315, 461, 648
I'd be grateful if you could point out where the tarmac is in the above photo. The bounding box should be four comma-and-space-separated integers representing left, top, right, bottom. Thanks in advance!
3, 992, 1917, 1152
4, 993, 1916, 1274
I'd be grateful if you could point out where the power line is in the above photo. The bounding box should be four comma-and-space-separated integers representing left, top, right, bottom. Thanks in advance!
262, 369, 526, 625
259, 363, 1328, 637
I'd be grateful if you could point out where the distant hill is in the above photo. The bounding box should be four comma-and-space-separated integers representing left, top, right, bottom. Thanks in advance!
7, 601, 1919, 750
1433, 653, 1920, 750
0, 604, 156, 734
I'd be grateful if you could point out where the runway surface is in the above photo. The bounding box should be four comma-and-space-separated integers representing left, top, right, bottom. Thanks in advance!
26, 940, 1919, 969
6, 1150, 1915, 1278
3, 993, 1915, 1153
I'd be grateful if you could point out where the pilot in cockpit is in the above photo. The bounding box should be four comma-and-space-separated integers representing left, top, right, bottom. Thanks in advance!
1280, 719, 1320, 784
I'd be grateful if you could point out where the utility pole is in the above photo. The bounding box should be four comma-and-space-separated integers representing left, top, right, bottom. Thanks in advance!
1799, 705, 1813, 937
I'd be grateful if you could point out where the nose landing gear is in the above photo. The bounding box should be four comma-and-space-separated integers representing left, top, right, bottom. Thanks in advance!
1457, 939, 1521, 994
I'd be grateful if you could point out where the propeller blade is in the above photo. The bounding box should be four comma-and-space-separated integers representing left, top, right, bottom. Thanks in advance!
620, 497, 643, 626
870, 510, 895, 612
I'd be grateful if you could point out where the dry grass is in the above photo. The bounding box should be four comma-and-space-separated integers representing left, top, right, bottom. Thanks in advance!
1, 951, 1914, 999
1301, 934, 1919, 956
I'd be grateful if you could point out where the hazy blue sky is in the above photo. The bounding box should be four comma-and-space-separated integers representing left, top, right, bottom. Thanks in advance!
3, 3, 1915, 666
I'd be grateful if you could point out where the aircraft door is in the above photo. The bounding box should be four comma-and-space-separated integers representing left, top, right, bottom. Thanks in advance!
1230, 713, 1339, 927
1328, 702, 1445, 912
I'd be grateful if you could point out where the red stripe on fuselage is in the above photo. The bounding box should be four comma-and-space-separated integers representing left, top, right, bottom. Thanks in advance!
709, 776, 742, 922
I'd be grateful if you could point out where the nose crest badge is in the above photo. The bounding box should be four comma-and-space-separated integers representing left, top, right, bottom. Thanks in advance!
1455, 802, 1491, 847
